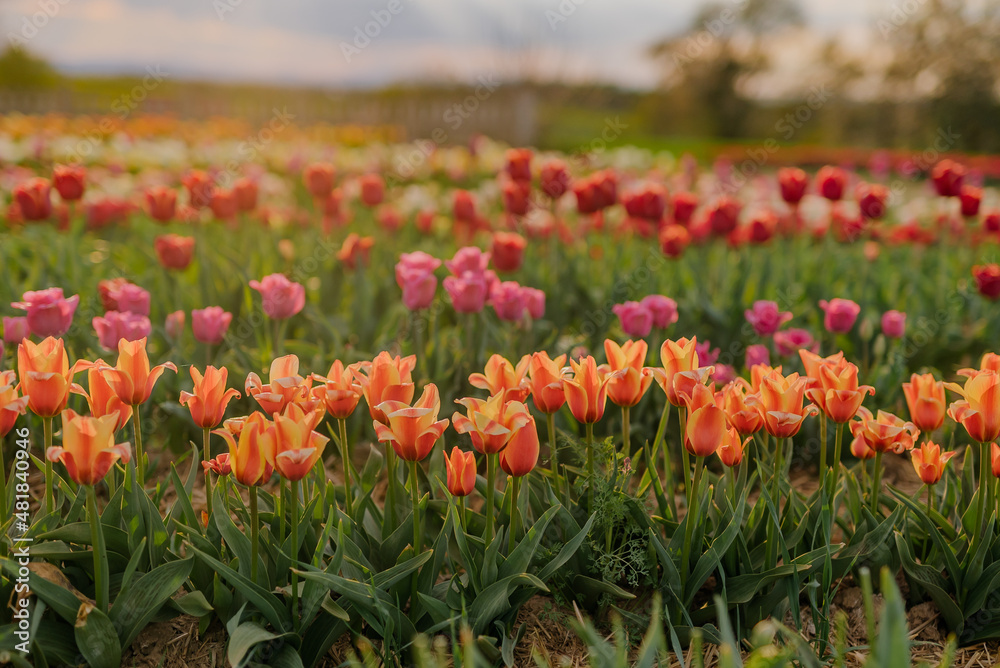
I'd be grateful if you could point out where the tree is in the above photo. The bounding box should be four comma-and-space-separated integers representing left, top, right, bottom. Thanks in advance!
0, 46, 61, 89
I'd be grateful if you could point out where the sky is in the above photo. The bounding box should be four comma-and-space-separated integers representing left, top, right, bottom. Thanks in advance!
1, 0, 875, 89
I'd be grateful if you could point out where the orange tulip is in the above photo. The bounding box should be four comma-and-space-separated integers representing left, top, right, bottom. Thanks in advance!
717, 426, 750, 467
910, 441, 956, 485
180, 365, 241, 429
604, 339, 653, 408
17, 337, 87, 418
685, 399, 727, 458
202, 453, 232, 476
798, 349, 845, 382
245, 354, 311, 416
646, 337, 701, 406
901, 373, 946, 432
98, 338, 177, 406
500, 416, 539, 477
452, 393, 532, 454
69, 368, 131, 433
469, 354, 531, 403
353, 351, 416, 424
945, 370, 1000, 443
0, 371, 29, 437
45, 410, 131, 485
804, 357, 874, 423
213, 412, 276, 486
444, 447, 477, 496
716, 381, 763, 435
527, 351, 566, 414
373, 383, 449, 462
748, 368, 817, 439
563, 356, 611, 424
311, 360, 363, 419
960, 353, 1000, 376
850, 434, 876, 460
746, 363, 781, 393
850, 407, 919, 454
271, 404, 329, 480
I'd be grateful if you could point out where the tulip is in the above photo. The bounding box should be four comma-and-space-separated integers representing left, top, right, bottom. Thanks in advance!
774, 328, 818, 356
13, 178, 51, 221
46, 409, 130, 611
396, 252, 441, 312
605, 340, 652, 409
444, 271, 490, 314
562, 356, 610, 426
154, 234, 195, 270
312, 360, 364, 514
303, 162, 335, 200
716, 366, 739, 388
445, 447, 476, 497
612, 301, 653, 338
540, 159, 569, 199
850, 434, 876, 461
946, 371, 1000, 444
523, 287, 545, 319
491, 232, 527, 273
899, 373, 945, 433
857, 183, 888, 220
745, 344, 771, 370
502, 179, 531, 216
851, 407, 919, 513
490, 281, 530, 321
0, 371, 28, 439
817, 166, 846, 201
931, 159, 966, 197
359, 174, 386, 207
452, 189, 477, 223
819, 298, 860, 334
671, 191, 698, 225
233, 177, 258, 212
213, 411, 275, 581
685, 396, 727, 459
182, 170, 214, 208
641, 295, 678, 330
180, 366, 241, 431
145, 186, 177, 223
97, 337, 177, 485
53, 164, 85, 202
271, 403, 328, 480
778, 167, 808, 205
470, 354, 531, 403
749, 368, 817, 439
881, 310, 906, 339
501, 416, 538, 547
18, 337, 86, 420
505, 148, 532, 182
250, 273, 306, 321
246, 354, 312, 416
165, 311, 185, 341
717, 426, 750, 468
2, 317, 28, 345
191, 306, 232, 345
717, 381, 763, 436
103, 282, 150, 317
960, 185, 982, 218
376, 384, 448, 552
973, 264, 1000, 300
71, 367, 132, 434
338, 233, 375, 270
910, 441, 956, 487
696, 341, 720, 366
646, 337, 702, 407
745, 301, 793, 337
446, 246, 491, 275
746, 211, 778, 243
203, 453, 232, 477
805, 358, 874, 424
92, 311, 151, 351
659, 224, 691, 258
12, 287, 79, 337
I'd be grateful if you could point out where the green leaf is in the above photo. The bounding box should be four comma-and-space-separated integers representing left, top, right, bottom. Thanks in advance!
228, 621, 300, 668
498, 506, 558, 580
74, 604, 122, 668
571, 575, 634, 602
192, 548, 289, 633
0, 560, 82, 625
36, 523, 130, 556
110, 557, 194, 648
894, 532, 964, 631
537, 512, 596, 582
467, 573, 549, 634
171, 591, 215, 618
214, 485, 257, 579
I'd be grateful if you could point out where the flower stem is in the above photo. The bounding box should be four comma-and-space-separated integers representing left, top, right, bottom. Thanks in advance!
484, 453, 497, 542
132, 408, 145, 489
276, 477, 285, 545
409, 459, 421, 552
679, 411, 690, 509
680, 456, 704, 587
203, 427, 213, 518
290, 478, 299, 631
458, 495, 467, 533
870, 451, 883, 516
44, 416, 54, 514
979, 442, 991, 539
508, 475, 521, 553
830, 422, 844, 501
819, 415, 828, 492
547, 412, 559, 497
585, 422, 595, 511
87, 485, 108, 612
249, 485, 260, 583
385, 444, 399, 533
339, 418, 352, 516
651, 401, 675, 518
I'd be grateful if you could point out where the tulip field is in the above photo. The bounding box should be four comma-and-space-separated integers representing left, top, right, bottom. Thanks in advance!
3, 115, 1000, 667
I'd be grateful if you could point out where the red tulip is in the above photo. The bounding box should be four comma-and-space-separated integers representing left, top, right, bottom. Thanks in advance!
145, 186, 177, 222
973, 264, 1000, 300
540, 160, 569, 199
303, 163, 335, 199
13, 178, 52, 221
154, 234, 195, 270
816, 166, 847, 201
931, 159, 966, 197
53, 165, 85, 202
182, 170, 214, 208
778, 167, 808, 205
359, 173, 385, 207
233, 178, 259, 212
491, 232, 527, 272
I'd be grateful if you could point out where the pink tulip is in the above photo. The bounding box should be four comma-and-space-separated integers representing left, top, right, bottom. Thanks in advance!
745, 344, 770, 369
192, 306, 233, 344
92, 311, 152, 351
819, 298, 860, 334
490, 281, 528, 321
744, 300, 792, 336
401, 270, 438, 311
881, 310, 906, 339
249, 274, 306, 320
2, 316, 29, 345
774, 328, 818, 356
523, 287, 545, 319
444, 271, 490, 313
107, 282, 151, 316
612, 301, 653, 338
395, 252, 441, 288
712, 364, 737, 385
12, 288, 79, 337
696, 340, 720, 366
445, 247, 491, 275
165, 311, 185, 340
640, 295, 678, 329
